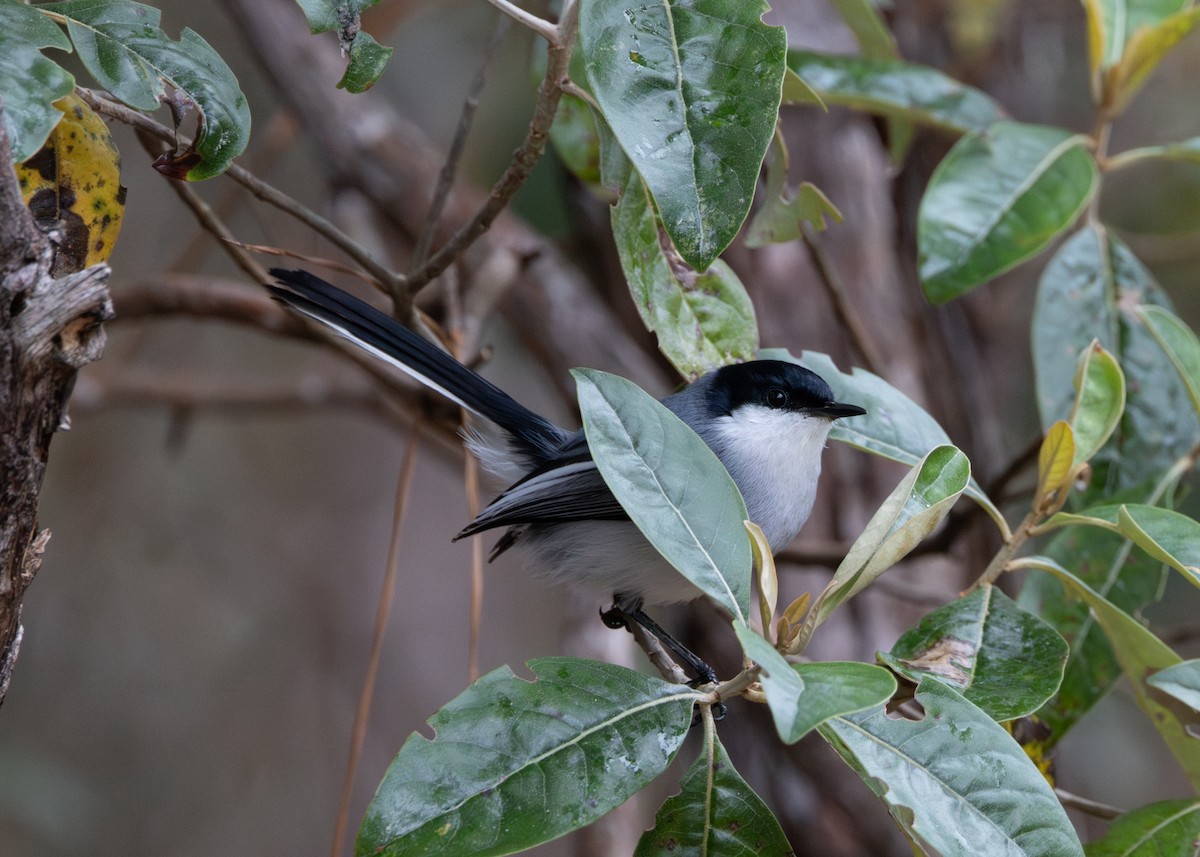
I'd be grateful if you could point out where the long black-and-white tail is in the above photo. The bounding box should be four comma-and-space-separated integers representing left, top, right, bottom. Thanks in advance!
268, 269, 569, 464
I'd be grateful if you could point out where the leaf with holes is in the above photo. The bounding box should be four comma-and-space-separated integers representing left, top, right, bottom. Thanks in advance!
880, 585, 1068, 721
820, 682, 1083, 856
0, 1, 74, 162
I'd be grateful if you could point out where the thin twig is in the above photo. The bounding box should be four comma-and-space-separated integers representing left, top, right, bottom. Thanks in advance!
801, 224, 883, 375
1055, 787, 1123, 820
410, 14, 512, 276
77, 88, 404, 299
464, 443, 485, 682
134, 128, 270, 283
331, 422, 422, 857
71, 371, 395, 422
405, 0, 580, 293
628, 622, 692, 686
484, 0, 557, 42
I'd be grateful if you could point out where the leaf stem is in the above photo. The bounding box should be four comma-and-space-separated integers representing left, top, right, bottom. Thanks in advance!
971, 509, 1039, 589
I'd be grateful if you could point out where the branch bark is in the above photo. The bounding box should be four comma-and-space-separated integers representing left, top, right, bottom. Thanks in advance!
0, 100, 112, 704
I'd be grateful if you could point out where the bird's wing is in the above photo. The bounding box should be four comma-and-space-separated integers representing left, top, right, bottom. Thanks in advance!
456, 458, 628, 538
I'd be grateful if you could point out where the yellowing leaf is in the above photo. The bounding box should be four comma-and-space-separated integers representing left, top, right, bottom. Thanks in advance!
17, 92, 125, 275
746, 520, 778, 637
1104, 7, 1200, 116
1036, 420, 1076, 510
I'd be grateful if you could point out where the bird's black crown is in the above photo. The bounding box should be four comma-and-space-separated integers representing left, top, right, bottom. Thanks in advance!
706, 360, 838, 416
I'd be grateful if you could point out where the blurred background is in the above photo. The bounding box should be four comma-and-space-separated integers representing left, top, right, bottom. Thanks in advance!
2, 0, 1199, 854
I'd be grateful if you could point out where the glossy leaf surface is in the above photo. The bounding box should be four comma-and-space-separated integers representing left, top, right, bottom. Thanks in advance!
635, 730, 792, 856
1026, 557, 1200, 789
1068, 342, 1126, 467
880, 585, 1068, 721
338, 31, 393, 93
1020, 511, 1165, 746
0, 2, 74, 162
46, 0, 249, 179
785, 50, 1003, 133
612, 171, 759, 378
918, 121, 1097, 302
575, 368, 751, 621
580, 0, 787, 270
357, 659, 697, 857
1137, 304, 1200, 419
821, 682, 1083, 856
1032, 226, 1199, 491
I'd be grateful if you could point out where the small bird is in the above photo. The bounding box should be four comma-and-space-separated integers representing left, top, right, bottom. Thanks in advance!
268, 269, 865, 683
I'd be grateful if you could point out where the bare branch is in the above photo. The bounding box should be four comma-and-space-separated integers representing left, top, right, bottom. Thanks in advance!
483, 0, 557, 42
409, 13, 512, 275
77, 89, 404, 298
405, 0, 581, 293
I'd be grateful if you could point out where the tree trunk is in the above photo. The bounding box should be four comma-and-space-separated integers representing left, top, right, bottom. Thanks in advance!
0, 100, 112, 705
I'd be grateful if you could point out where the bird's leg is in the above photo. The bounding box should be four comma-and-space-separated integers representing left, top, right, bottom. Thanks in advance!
600, 598, 718, 687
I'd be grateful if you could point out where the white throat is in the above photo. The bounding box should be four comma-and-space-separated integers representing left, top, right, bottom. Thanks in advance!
707, 406, 834, 551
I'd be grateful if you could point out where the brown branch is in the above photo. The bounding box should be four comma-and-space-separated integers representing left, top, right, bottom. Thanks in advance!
71, 370, 395, 422
409, 13, 512, 275
77, 89, 403, 298
403, 0, 580, 294
0, 97, 112, 704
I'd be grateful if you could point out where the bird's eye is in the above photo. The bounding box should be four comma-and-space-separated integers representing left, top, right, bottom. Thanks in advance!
765, 388, 789, 409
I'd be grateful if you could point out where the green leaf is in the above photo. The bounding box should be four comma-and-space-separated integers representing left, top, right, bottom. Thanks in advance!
1086, 0, 1189, 70
1085, 799, 1200, 857
1109, 136, 1200, 168
337, 30, 393, 93
45, 0, 250, 179
574, 368, 751, 621
1032, 225, 1199, 491
357, 658, 697, 857
879, 585, 1068, 721
1104, 6, 1200, 116
294, 0, 381, 34
1115, 505, 1200, 588
734, 623, 895, 743
744, 134, 843, 246
828, 0, 898, 59
820, 682, 1083, 857
918, 121, 1098, 303
1137, 304, 1200, 420
783, 349, 1004, 532
635, 729, 792, 857
1068, 342, 1126, 467
1020, 501, 1167, 747
785, 50, 1004, 134
612, 171, 759, 378
1148, 660, 1200, 712
580, 0, 787, 270
806, 445, 970, 635
0, 2, 75, 162
296, 0, 393, 94
1023, 556, 1200, 790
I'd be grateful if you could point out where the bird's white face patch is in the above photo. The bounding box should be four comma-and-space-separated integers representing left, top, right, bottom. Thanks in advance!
711, 405, 835, 551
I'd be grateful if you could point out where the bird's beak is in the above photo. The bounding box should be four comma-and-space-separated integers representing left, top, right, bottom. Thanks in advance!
816, 402, 867, 420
